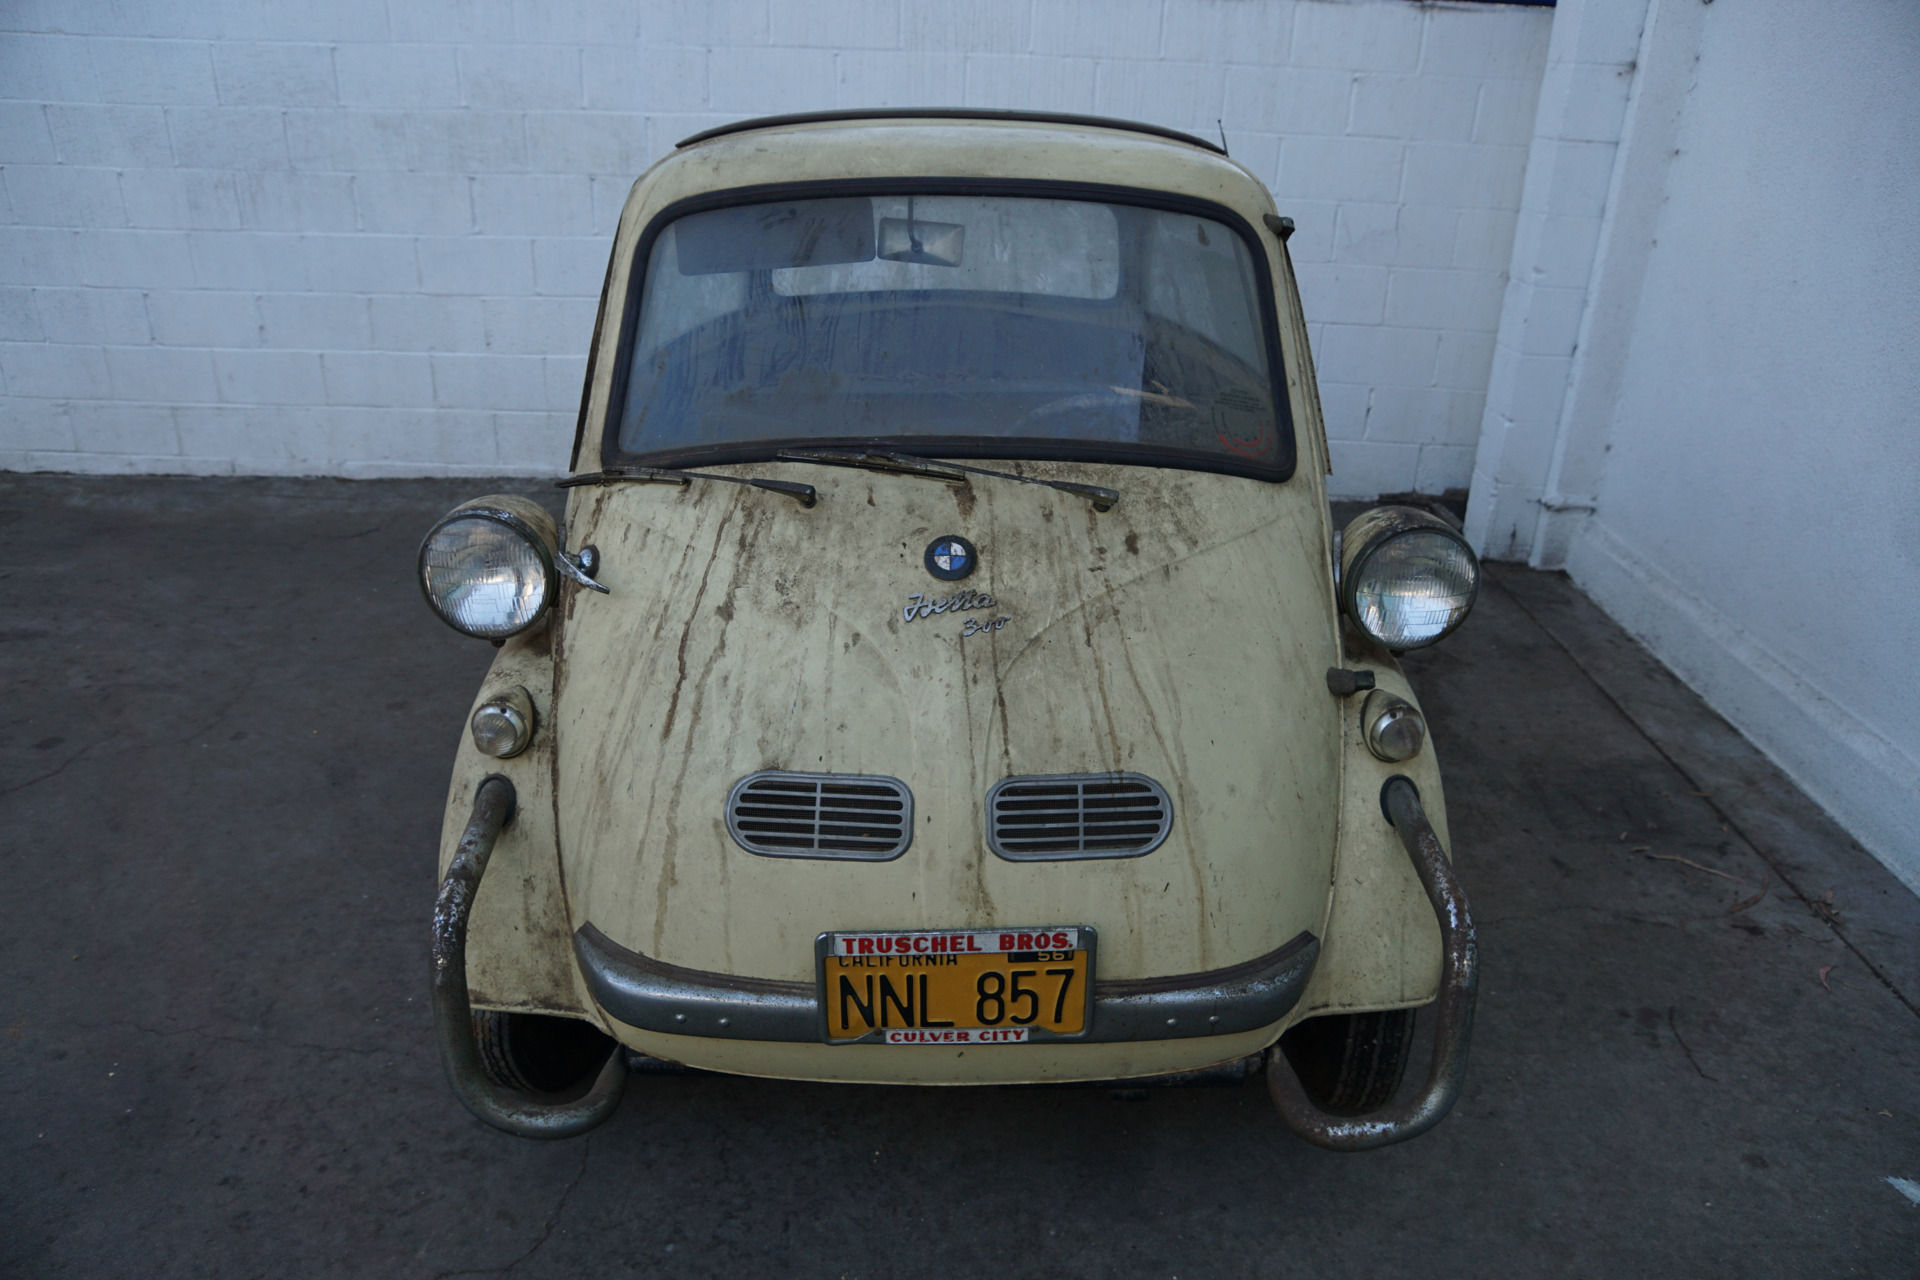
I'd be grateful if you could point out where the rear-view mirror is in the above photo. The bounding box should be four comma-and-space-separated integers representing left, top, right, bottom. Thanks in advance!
877, 216, 965, 267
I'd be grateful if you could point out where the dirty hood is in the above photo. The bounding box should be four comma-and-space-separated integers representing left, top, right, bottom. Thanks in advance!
552, 461, 1341, 983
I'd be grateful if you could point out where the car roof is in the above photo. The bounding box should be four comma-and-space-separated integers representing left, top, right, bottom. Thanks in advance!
676, 109, 1227, 156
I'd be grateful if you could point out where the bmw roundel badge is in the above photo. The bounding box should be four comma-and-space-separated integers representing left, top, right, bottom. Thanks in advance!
924, 535, 977, 582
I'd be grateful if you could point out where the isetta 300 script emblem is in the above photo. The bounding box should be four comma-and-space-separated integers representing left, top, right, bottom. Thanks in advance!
903, 587, 994, 622
902, 588, 1012, 637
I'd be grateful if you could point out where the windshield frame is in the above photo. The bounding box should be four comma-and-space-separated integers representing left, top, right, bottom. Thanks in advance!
598, 178, 1297, 484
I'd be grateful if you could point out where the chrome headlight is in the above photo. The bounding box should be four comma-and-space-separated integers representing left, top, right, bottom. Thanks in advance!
418, 495, 559, 639
1339, 506, 1479, 650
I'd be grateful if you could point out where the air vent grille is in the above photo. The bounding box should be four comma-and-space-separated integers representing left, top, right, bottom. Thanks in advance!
987, 773, 1173, 861
726, 771, 913, 861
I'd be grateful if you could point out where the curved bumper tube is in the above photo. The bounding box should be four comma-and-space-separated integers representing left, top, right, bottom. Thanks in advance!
432, 776, 626, 1138
576, 923, 1318, 1044
1266, 775, 1479, 1150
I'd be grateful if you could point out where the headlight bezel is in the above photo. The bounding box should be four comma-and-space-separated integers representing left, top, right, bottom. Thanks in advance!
417, 494, 562, 640
1338, 505, 1480, 651
470, 685, 537, 758
1361, 688, 1427, 762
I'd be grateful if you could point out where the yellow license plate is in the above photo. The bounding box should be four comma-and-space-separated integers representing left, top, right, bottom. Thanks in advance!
818, 927, 1094, 1044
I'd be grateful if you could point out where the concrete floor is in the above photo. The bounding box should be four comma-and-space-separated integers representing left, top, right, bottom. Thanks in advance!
1, 474, 1915, 1278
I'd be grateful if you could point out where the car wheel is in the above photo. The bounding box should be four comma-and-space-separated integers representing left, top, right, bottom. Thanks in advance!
471, 1011, 618, 1095
1276, 1009, 1415, 1116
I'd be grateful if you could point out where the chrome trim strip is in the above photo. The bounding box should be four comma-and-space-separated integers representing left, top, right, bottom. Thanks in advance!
575, 923, 1318, 1045
675, 109, 1228, 156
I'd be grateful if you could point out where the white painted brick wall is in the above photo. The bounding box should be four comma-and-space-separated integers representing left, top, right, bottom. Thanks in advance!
1, 0, 1549, 493
213, 349, 326, 405
1465, 0, 1647, 554
38, 287, 152, 345
147, 290, 260, 347
320, 351, 435, 408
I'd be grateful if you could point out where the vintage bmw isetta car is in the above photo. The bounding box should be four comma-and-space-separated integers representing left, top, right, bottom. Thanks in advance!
421, 110, 1479, 1151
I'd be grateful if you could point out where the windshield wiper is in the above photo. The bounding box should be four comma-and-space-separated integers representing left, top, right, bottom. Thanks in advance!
775, 448, 1119, 512
560, 466, 816, 508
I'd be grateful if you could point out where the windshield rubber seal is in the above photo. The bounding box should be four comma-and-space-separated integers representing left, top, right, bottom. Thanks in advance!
598, 177, 1297, 485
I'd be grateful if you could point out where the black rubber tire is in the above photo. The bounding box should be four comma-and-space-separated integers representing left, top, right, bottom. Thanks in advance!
471, 1011, 618, 1095
1277, 1009, 1415, 1116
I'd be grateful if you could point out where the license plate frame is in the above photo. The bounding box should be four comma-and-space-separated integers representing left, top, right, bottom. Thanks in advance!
815, 926, 1097, 1045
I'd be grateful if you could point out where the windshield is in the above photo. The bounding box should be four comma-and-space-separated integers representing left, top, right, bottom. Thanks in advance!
608, 191, 1291, 477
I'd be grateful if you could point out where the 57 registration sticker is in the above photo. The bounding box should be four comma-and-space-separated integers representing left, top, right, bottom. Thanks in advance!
817, 927, 1095, 1045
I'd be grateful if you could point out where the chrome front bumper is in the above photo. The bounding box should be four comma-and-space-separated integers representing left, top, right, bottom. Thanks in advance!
574, 923, 1320, 1044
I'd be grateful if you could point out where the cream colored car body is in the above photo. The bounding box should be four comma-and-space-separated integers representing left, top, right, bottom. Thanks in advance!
437, 116, 1448, 1086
